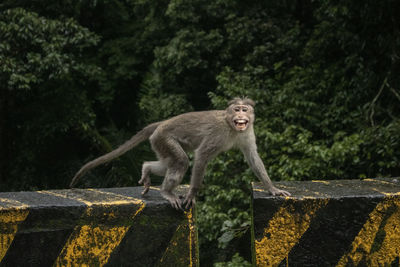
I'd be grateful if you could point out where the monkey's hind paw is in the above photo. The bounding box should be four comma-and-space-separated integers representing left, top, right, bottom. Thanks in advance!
169, 197, 183, 210
138, 178, 151, 196
183, 195, 196, 210
161, 191, 183, 210
141, 185, 150, 196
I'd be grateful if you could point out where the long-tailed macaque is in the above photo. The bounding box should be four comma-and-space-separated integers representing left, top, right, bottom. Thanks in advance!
70, 97, 290, 209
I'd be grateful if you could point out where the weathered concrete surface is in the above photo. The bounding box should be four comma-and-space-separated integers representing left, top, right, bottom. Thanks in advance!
0, 185, 198, 266
252, 178, 400, 267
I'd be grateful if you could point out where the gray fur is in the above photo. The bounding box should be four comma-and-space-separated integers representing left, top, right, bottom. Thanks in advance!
228, 97, 255, 107
70, 98, 290, 209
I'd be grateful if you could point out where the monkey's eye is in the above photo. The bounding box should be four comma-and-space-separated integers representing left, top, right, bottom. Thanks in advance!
234, 107, 240, 112
242, 107, 248, 112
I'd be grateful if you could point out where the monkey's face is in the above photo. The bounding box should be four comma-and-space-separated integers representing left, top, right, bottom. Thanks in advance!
227, 104, 254, 132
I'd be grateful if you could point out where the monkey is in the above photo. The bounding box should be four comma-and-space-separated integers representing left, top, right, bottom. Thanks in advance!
70, 97, 290, 209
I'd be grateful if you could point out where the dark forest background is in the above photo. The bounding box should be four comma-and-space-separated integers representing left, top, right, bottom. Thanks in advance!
1, 0, 399, 265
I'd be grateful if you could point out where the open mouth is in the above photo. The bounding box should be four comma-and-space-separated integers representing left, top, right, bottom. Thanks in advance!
234, 119, 249, 130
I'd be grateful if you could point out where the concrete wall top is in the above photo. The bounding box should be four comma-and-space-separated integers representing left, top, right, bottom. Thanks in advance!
0, 185, 190, 210
253, 178, 400, 200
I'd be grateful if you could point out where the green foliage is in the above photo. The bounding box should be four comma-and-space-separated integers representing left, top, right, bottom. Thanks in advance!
197, 152, 252, 243
0, 8, 101, 189
1, 0, 400, 265
138, 77, 193, 124
214, 253, 252, 267
0, 8, 100, 90
263, 127, 363, 180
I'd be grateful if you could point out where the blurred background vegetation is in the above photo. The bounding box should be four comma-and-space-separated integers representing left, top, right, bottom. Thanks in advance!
1, 0, 399, 265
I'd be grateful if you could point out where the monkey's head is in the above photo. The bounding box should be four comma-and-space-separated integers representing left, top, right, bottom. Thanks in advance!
226, 97, 255, 132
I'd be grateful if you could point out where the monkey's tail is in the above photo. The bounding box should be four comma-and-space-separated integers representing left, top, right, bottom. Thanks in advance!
70, 122, 161, 188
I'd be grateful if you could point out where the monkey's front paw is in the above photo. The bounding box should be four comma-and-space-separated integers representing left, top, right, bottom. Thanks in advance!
270, 187, 291, 197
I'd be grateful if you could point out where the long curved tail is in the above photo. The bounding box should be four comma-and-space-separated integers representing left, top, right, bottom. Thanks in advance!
70, 122, 160, 188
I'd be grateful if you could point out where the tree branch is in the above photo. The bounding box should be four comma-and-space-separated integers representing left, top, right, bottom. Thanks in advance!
368, 76, 387, 127
388, 83, 400, 103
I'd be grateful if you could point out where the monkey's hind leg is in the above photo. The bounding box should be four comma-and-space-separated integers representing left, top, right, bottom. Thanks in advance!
160, 166, 188, 210
139, 161, 166, 195
150, 134, 189, 209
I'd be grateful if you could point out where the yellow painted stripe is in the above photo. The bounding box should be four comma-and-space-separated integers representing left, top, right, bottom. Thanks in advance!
46, 189, 145, 267
253, 188, 266, 192
187, 210, 195, 267
363, 178, 395, 185
336, 194, 400, 266
311, 180, 331, 185
39, 189, 144, 206
255, 199, 328, 266
0, 208, 29, 261
0, 198, 29, 210
55, 201, 145, 267
149, 186, 160, 191
38, 190, 92, 206
158, 209, 196, 267
55, 224, 130, 267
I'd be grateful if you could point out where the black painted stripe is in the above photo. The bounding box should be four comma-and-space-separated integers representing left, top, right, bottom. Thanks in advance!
282, 197, 381, 267
1, 206, 84, 267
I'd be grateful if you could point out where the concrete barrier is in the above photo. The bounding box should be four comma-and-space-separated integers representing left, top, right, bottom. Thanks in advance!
2, 178, 399, 266
0, 186, 198, 266
252, 178, 400, 267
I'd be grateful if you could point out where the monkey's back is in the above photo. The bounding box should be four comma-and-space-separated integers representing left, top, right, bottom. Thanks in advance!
151, 110, 232, 151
